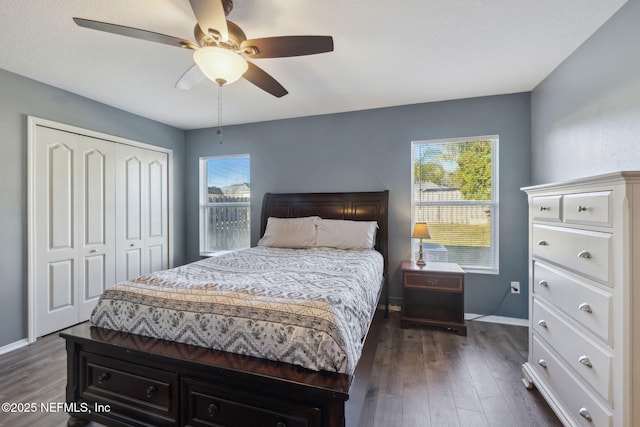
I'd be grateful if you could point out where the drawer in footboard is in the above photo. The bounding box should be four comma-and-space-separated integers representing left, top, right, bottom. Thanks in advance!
183, 377, 322, 427
79, 351, 178, 426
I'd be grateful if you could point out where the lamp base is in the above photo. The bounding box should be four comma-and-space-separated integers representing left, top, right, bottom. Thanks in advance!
416, 243, 426, 266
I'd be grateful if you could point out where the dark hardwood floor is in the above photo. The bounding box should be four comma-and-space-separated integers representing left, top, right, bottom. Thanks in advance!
0, 313, 560, 427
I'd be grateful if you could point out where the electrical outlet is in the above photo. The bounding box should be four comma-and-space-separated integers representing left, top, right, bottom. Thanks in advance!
511, 281, 520, 294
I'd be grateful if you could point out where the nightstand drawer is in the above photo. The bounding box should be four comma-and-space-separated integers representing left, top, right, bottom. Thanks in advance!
404, 273, 462, 291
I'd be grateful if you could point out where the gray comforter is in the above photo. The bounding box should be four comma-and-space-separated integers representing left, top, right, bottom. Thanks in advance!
90, 246, 383, 374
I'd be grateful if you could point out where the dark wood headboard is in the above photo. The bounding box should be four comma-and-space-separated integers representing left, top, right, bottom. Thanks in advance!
261, 191, 389, 313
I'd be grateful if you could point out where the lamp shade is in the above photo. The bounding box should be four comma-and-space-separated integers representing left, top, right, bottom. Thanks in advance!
193, 46, 248, 86
412, 222, 431, 239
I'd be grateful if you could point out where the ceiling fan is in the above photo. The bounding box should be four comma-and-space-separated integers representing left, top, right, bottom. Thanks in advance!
73, 0, 334, 97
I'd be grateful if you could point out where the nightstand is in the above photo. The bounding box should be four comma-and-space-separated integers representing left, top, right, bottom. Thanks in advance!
400, 261, 466, 336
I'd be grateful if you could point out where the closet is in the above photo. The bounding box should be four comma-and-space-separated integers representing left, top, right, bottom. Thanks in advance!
29, 119, 171, 338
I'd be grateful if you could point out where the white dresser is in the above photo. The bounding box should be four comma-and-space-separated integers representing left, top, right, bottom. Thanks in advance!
522, 172, 640, 427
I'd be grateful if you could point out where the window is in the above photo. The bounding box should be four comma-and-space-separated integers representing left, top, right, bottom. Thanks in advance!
411, 136, 498, 273
200, 154, 250, 255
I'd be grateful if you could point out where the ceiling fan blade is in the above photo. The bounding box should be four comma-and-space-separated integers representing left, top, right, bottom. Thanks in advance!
243, 62, 288, 97
73, 18, 197, 49
189, 0, 229, 42
175, 64, 206, 90
241, 36, 334, 59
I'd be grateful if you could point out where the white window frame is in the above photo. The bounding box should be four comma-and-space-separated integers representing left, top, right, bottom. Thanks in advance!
199, 154, 250, 256
411, 135, 499, 274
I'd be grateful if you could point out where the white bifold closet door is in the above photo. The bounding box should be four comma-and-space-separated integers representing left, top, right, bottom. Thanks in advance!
115, 145, 169, 282
32, 125, 168, 337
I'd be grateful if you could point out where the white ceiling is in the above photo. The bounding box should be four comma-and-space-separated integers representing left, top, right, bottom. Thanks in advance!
0, 0, 627, 130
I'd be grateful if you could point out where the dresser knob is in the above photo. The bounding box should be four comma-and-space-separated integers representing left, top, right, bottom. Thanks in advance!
578, 250, 591, 259
208, 403, 219, 418
97, 372, 110, 384
537, 319, 547, 328
536, 240, 548, 246
538, 280, 549, 287
578, 407, 593, 422
537, 359, 547, 368
578, 355, 593, 368
579, 303, 593, 313
577, 206, 588, 212
146, 385, 157, 398
539, 206, 550, 211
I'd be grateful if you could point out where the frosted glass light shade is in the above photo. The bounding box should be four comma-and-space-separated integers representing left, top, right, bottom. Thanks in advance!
193, 46, 248, 85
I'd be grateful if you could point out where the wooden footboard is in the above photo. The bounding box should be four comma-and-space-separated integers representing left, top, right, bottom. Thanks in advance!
60, 308, 383, 427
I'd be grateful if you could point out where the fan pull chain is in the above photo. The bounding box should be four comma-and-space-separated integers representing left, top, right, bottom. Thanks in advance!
217, 82, 223, 144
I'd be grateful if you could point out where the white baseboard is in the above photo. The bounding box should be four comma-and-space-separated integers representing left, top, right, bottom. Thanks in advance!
464, 313, 528, 326
0, 338, 29, 356
385, 304, 527, 327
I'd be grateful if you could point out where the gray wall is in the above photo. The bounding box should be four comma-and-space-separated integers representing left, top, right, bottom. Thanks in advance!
186, 93, 532, 319
531, 0, 640, 184
0, 68, 186, 347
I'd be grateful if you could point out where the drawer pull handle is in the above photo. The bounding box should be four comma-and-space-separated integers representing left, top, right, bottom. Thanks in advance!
537, 359, 547, 368
97, 372, 110, 384
578, 250, 591, 259
537, 240, 548, 246
146, 385, 157, 398
538, 280, 549, 287
578, 355, 593, 368
577, 206, 588, 212
537, 319, 547, 328
579, 303, 593, 313
578, 407, 593, 422
276, 422, 287, 427
207, 403, 219, 418
539, 206, 550, 211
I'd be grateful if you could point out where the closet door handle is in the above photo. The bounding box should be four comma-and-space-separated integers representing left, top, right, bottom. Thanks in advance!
538, 359, 547, 368
537, 320, 547, 328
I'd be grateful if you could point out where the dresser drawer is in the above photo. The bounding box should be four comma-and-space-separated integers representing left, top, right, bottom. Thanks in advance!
532, 195, 562, 221
531, 335, 612, 427
563, 191, 612, 227
532, 299, 612, 403
533, 262, 612, 343
183, 377, 321, 427
532, 224, 611, 284
80, 352, 178, 425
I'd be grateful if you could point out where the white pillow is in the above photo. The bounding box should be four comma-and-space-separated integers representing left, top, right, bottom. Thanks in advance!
257, 216, 319, 248
315, 219, 378, 250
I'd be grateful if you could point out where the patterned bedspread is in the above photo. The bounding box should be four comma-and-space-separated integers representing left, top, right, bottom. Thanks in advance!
90, 246, 384, 374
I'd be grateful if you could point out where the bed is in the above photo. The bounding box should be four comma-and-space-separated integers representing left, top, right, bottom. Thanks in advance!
60, 190, 389, 427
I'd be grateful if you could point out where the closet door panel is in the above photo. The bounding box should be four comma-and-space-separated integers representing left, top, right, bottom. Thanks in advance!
78, 143, 115, 320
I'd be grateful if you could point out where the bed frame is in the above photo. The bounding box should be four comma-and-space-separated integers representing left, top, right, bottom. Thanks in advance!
60, 190, 389, 427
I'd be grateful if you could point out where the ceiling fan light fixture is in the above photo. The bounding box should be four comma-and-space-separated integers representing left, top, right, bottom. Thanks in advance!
193, 46, 248, 85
